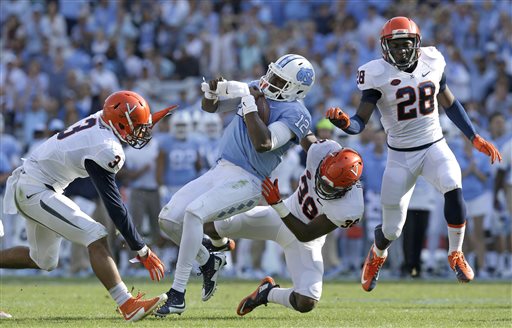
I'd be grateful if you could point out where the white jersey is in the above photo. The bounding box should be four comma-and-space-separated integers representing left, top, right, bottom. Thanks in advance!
22, 111, 125, 193
284, 140, 364, 228
357, 47, 446, 149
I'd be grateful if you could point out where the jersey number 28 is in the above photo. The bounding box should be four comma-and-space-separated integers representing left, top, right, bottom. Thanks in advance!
396, 81, 436, 121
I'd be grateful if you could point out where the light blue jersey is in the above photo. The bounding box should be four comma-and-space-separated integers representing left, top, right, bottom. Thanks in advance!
217, 93, 311, 180
160, 135, 201, 188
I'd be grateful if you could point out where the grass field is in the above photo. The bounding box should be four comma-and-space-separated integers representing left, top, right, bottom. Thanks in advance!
0, 276, 510, 328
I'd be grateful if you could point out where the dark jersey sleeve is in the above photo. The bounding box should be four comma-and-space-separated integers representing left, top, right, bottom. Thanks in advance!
361, 88, 382, 105
439, 72, 447, 92
84, 159, 145, 251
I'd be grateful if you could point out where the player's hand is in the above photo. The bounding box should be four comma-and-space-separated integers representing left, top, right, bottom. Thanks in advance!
201, 77, 225, 101
216, 81, 251, 98
241, 94, 257, 116
136, 248, 165, 281
261, 177, 282, 205
472, 134, 502, 164
326, 107, 350, 130
249, 85, 264, 99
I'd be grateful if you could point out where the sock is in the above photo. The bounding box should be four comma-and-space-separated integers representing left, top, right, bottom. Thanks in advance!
373, 243, 388, 258
268, 287, 294, 310
196, 245, 210, 266
109, 282, 132, 306
211, 237, 228, 247
447, 223, 465, 253
172, 212, 203, 293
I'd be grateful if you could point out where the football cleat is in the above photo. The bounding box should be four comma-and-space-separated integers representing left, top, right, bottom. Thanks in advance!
448, 251, 474, 282
237, 276, 279, 316
202, 237, 236, 252
361, 244, 387, 292
119, 292, 167, 322
154, 288, 186, 317
200, 252, 227, 301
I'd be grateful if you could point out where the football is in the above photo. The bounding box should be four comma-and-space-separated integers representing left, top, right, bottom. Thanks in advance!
255, 94, 270, 125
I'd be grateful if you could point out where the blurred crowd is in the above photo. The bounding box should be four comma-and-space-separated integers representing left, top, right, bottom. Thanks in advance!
1, 0, 511, 281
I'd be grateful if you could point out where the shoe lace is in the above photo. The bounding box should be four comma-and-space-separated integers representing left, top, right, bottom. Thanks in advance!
368, 255, 386, 277
133, 292, 145, 301
451, 252, 467, 269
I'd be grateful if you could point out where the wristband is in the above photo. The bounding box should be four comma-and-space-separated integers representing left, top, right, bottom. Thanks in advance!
137, 245, 149, 257
271, 201, 290, 218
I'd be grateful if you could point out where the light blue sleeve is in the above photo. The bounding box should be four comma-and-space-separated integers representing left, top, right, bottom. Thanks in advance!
275, 102, 312, 142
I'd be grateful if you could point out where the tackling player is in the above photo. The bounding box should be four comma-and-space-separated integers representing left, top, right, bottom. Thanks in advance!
1, 91, 174, 321
204, 139, 364, 315
156, 54, 318, 316
326, 17, 502, 291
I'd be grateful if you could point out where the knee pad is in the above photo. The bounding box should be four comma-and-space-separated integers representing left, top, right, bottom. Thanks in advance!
158, 218, 183, 245
31, 252, 59, 271
444, 188, 466, 225
380, 205, 403, 241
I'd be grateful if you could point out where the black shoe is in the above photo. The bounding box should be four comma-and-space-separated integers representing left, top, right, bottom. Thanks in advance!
202, 237, 236, 252
237, 276, 278, 316
154, 288, 185, 317
199, 252, 227, 301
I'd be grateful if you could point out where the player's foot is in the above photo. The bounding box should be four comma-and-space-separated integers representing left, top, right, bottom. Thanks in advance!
0, 311, 12, 319
237, 276, 279, 316
119, 292, 167, 322
361, 244, 387, 292
448, 251, 474, 282
154, 288, 186, 317
202, 237, 236, 252
200, 251, 227, 301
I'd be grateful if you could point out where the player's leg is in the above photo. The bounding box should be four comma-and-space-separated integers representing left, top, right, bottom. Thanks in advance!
362, 150, 417, 291
422, 140, 474, 282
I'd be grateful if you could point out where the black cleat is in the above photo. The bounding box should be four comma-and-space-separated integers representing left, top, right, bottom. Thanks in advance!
237, 276, 279, 316
154, 288, 185, 317
200, 252, 227, 301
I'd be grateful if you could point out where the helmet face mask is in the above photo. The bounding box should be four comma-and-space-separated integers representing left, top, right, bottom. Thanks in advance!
380, 17, 421, 71
259, 54, 315, 102
101, 91, 153, 149
314, 148, 363, 200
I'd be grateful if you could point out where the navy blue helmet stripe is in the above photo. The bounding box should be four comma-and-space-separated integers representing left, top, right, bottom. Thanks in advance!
277, 55, 302, 68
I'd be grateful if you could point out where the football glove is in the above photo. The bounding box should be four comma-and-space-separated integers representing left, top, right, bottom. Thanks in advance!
326, 107, 350, 130
262, 178, 290, 218
472, 134, 502, 164
130, 246, 165, 281
216, 81, 250, 99
201, 77, 226, 101
241, 94, 258, 116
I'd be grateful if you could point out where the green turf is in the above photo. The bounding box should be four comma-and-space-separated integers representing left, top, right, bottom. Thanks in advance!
0, 276, 510, 327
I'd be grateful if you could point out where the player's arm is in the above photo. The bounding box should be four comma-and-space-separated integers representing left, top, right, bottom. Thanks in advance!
326, 90, 379, 134
85, 159, 165, 281
438, 75, 502, 164
300, 130, 318, 153
85, 159, 145, 251
261, 177, 337, 242
244, 87, 295, 152
201, 78, 252, 113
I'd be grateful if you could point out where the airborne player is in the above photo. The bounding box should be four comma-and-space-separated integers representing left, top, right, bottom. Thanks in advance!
156, 54, 318, 316
326, 17, 502, 291
204, 139, 364, 315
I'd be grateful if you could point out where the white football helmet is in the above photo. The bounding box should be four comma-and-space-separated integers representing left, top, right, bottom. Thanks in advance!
170, 111, 192, 140
201, 113, 223, 139
259, 54, 315, 102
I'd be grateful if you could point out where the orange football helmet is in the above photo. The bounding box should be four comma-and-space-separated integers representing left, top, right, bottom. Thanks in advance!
101, 91, 177, 149
381, 16, 421, 70
315, 148, 363, 200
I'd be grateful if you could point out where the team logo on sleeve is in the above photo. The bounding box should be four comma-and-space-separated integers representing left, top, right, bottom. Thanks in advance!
296, 68, 314, 86
391, 79, 401, 86
108, 155, 122, 169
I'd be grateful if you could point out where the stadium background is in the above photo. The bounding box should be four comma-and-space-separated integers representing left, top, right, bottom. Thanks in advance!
0, 0, 511, 283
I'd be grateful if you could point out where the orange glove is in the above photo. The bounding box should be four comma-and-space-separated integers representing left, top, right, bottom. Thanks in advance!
261, 177, 281, 205
326, 107, 350, 130
131, 247, 165, 281
472, 134, 502, 164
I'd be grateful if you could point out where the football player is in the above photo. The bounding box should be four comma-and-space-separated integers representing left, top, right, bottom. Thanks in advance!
1, 91, 175, 321
156, 54, 318, 316
203, 139, 364, 315
326, 17, 502, 291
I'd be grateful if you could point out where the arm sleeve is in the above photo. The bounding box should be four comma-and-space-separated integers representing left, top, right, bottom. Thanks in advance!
84, 159, 145, 251
268, 121, 294, 150
360, 88, 382, 105
216, 98, 242, 113
444, 99, 477, 140
439, 72, 447, 92
343, 114, 366, 135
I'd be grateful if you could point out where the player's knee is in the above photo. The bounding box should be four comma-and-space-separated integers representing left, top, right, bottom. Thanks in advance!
382, 226, 401, 241
35, 255, 59, 271
291, 293, 317, 313
158, 218, 182, 245
444, 188, 466, 225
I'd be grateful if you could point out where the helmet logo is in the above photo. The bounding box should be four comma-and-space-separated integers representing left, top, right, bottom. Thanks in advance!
126, 103, 137, 114
350, 163, 360, 176
296, 68, 314, 86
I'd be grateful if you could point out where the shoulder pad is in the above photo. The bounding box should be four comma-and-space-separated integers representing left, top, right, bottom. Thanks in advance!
357, 59, 387, 90
421, 46, 446, 70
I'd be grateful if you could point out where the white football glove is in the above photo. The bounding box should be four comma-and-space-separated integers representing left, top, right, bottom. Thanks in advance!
201, 80, 219, 101
216, 81, 251, 99
241, 94, 258, 116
